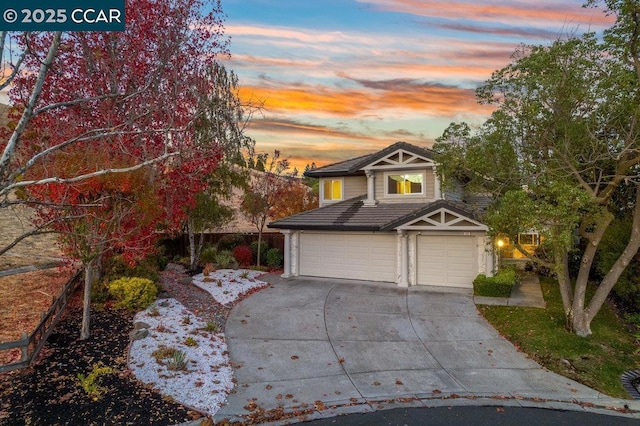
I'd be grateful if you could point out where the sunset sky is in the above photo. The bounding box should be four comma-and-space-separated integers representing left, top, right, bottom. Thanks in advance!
222, 0, 612, 170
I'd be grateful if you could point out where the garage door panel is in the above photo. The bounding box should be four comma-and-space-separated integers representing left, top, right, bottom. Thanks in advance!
417, 235, 477, 288
300, 233, 396, 282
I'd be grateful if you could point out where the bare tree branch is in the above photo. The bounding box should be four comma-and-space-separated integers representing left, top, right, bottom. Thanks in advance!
0, 32, 27, 91
0, 32, 62, 179
7, 151, 178, 191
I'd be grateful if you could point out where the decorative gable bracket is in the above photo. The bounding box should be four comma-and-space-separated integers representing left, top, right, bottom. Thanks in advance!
396, 208, 487, 232
361, 149, 435, 170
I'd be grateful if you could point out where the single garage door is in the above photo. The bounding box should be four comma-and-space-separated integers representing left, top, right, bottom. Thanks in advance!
417, 235, 477, 288
299, 232, 396, 282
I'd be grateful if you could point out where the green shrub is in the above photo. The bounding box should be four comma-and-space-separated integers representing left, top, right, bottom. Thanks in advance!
184, 337, 198, 347
201, 321, 218, 333
96, 254, 158, 303
151, 345, 178, 364
474, 269, 518, 297
90, 279, 111, 304
77, 362, 114, 401
107, 277, 157, 311
251, 241, 269, 263
199, 246, 218, 266
101, 254, 161, 284
215, 250, 236, 269
266, 248, 283, 268
217, 234, 246, 252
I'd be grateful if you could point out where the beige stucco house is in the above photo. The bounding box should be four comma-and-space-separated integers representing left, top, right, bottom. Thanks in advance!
268, 142, 496, 289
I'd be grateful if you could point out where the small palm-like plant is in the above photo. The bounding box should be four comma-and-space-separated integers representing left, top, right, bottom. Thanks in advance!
167, 350, 189, 371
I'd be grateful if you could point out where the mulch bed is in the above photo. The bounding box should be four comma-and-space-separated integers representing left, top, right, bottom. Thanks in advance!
0, 264, 231, 425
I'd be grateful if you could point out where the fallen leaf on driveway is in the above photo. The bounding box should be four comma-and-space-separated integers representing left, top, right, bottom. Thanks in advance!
314, 401, 326, 411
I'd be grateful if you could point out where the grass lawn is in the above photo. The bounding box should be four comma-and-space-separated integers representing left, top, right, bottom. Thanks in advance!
478, 276, 640, 398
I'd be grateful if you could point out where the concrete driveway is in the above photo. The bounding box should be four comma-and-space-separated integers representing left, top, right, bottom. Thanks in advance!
214, 276, 628, 422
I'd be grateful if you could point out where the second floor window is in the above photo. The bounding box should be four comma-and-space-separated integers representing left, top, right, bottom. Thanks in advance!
322, 179, 343, 201
386, 173, 423, 195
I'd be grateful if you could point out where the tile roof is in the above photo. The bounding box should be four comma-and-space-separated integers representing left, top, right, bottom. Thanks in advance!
268, 196, 483, 232
305, 141, 434, 178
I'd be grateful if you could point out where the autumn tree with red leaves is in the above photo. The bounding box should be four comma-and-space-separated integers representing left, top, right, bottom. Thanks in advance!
241, 150, 293, 267
1, 0, 229, 339
270, 179, 319, 221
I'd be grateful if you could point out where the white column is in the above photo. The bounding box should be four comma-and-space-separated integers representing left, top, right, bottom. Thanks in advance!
291, 231, 300, 276
433, 166, 442, 199
281, 230, 292, 278
398, 230, 409, 287
364, 169, 377, 206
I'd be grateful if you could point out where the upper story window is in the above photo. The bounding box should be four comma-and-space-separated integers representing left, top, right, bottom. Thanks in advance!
322, 179, 343, 201
386, 173, 424, 196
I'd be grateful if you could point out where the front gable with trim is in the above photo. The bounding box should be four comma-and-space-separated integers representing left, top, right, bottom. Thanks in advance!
396, 207, 488, 232
361, 148, 436, 171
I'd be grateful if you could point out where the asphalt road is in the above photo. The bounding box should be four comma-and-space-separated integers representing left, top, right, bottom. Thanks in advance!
303, 406, 639, 426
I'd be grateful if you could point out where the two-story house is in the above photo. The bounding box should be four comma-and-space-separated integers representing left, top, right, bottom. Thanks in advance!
268, 142, 495, 289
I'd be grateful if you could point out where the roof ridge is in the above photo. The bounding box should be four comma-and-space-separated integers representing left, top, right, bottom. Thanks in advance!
304, 152, 374, 176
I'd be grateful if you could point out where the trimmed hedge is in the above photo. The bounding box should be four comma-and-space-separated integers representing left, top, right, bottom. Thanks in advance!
474, 269, 518, 297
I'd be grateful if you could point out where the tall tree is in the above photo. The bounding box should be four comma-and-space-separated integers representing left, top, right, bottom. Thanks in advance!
433, 4, 640, 337
241, 150, 290, 267
181, 64, 257, 270
1, 0, 229, 339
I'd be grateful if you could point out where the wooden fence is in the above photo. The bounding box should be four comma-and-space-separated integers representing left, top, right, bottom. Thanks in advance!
0, 270, 82, 373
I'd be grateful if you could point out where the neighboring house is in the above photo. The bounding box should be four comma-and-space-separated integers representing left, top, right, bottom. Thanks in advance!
498, 232, 541, 260
268, 141, 495, 289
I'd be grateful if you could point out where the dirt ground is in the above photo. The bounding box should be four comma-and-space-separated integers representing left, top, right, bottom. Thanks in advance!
0, 202, 71, 364
0, 202, 64, 271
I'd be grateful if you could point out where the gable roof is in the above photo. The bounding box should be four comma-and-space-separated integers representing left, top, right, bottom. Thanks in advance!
305, 141, 434, 178
268, 196, 484, 232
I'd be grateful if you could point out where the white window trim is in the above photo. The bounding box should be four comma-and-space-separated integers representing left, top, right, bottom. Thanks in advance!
320, 177, 344, 202
383, 171, 426, 198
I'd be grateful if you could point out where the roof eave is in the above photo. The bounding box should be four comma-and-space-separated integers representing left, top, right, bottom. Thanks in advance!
304, 170, 366, 178
267, 224, 382, 232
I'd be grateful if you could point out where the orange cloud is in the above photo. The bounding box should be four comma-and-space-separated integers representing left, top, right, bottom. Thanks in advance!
357, 0, 613, 27
239, 80, 494, 120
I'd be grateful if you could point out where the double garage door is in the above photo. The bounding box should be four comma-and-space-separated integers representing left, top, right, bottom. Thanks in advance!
299, 232, 478, 287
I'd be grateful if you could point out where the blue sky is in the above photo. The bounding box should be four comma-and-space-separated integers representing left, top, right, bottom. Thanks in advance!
221, 0, 612, 170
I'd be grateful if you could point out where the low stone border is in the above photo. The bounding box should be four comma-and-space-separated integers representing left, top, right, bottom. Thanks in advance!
622, 370, 640, 399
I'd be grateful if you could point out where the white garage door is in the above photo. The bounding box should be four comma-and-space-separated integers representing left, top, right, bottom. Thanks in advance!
417, 235, 477, 288
300, 232, 396, 282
